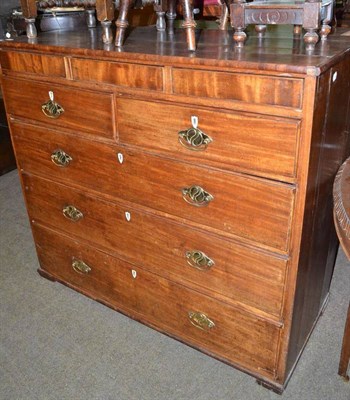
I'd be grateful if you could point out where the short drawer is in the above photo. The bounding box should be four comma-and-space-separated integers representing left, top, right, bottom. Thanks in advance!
172, 68, 303, 109
0, 51, 66, 78
2, 78, 115, 139
14, 123, 294, 252
116, 98, 300, 181
25, 174, 287, 318
34, 224, 280, 377
71, 58, 163, 91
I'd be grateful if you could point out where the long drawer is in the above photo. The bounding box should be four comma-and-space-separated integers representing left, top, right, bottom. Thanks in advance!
33, 224, 280, 378
2, 78, 115, 139
24, 174, 287, 318
13, 122, 294, 252
116, 98, 300, 181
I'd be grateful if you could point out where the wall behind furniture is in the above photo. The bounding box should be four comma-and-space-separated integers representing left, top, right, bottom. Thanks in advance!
0, 0, 20, 16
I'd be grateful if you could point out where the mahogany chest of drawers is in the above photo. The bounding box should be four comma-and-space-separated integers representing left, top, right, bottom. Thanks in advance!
1, 26, 349, 393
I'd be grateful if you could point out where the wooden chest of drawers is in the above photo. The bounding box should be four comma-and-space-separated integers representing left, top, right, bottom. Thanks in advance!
1, 26, 349, 393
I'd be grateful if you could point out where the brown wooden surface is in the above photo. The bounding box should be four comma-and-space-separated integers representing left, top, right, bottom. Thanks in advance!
116, 97, 300, 181
18, 140, 294, 252
1, 25, 350, 392
2, 78, 115, 139
23, 173, 287, 319
0, 51, 66, 78
33, 223, 281, 379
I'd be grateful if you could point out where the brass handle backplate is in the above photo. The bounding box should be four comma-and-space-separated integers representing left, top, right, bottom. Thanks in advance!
182, 185, 214, 207
72, 259, 91, 274
42, 91, 64, 119
178, 127, 212, 151
188, 311, 215, 331
185, 250, 214, 271
51, 149, 72, 167
62, 205, 83, 222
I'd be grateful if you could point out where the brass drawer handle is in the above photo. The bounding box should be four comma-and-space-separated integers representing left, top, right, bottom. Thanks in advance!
188, 311, 215, 331
178, 127, 212, 151
72, 259, 91, 274
42, 91, 64, 119
62, 205, 83, 222
182, 185, 214, 207
185, 250, 215, 271
51, 149, 72, 167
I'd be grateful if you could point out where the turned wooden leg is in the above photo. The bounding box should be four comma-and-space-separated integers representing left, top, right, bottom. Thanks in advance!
255, 24, 267, 38
86, 9, 97, 28
20, 0, 37, 38
320, 0, 333, 41
166, 0, 177, 34
181, 0, 196, 51
230, 0, 247, 47
154, 0, 168, 31
303, 28, 319, 51
115, 0, 132, 47
218, 0, 229, 31
338, 303, 350, 381
96, 0, 115, 44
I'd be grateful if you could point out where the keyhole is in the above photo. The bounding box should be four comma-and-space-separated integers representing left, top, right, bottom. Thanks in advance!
131, 269, 137, 279
125, 211, 131, 221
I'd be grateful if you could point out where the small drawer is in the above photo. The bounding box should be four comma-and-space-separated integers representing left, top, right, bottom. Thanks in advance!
0, 51, 66, 78
172, 68, 303, 109
2, 78, 115, 139
33, 224, 280, 377
14, 123, 294, 252
71, 58, 163, 91
116, 98, 300, 181
25, 174, 287, 317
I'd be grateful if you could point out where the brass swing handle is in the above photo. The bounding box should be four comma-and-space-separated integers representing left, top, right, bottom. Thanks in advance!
51, 149, 72, 167
62, 205, 84, 222
182, 185, 214, 207
42, 91, 64, 119
188, 311, 215, 331
185, 250, 215, 271
178, 127, 212, 151
72, 259, 91, 274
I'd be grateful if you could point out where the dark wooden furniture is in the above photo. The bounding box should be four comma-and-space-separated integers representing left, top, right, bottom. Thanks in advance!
1, 25, 349, 393
231, 0, 334, 50
333, 157, 350, 381
0, 88, 16, 175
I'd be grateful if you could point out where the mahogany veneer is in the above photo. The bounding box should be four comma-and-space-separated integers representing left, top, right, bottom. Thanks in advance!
1, 26, 350, 393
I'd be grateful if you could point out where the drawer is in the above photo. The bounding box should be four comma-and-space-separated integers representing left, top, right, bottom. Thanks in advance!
116, 98, 300, 181
25, 174, 287, 318
172, 68, 303, 109
71, 58, 163, 91
2, 78, 115, 139
14, 123, 294, 252
33, 224, 280, 377
0, 51, 66, 78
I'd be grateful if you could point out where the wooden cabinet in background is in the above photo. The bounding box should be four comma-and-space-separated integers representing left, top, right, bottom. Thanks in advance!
0, 26, 349, 393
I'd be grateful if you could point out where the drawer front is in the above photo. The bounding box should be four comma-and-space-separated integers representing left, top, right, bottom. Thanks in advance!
33, 224, 280, 377
25, 174, 287, 317
116, 98, 299, 181
14, 123, 294, 251
2, 78, 115, 139
0, 51, 66, 77
71, 58, 163, 91
172, 68, 303, 109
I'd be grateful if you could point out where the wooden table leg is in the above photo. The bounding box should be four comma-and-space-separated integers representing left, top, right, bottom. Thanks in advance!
230, 0, 247, 47
339, 302, 350, 381
166, 0, 177, 34
96, 0, 115, 44
181, 0, 196, 51
20, 0, 37, 39
115, 0, 132, 47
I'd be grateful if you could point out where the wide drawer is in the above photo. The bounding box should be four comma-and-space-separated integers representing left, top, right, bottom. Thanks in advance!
14, 122, 295, 252
0, 51, 66, 78
2, 78, 115, 139
33, 224, 280, 377
116, 98, 300, 181
24, 174, 287, 318
172, 68, 303, 109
